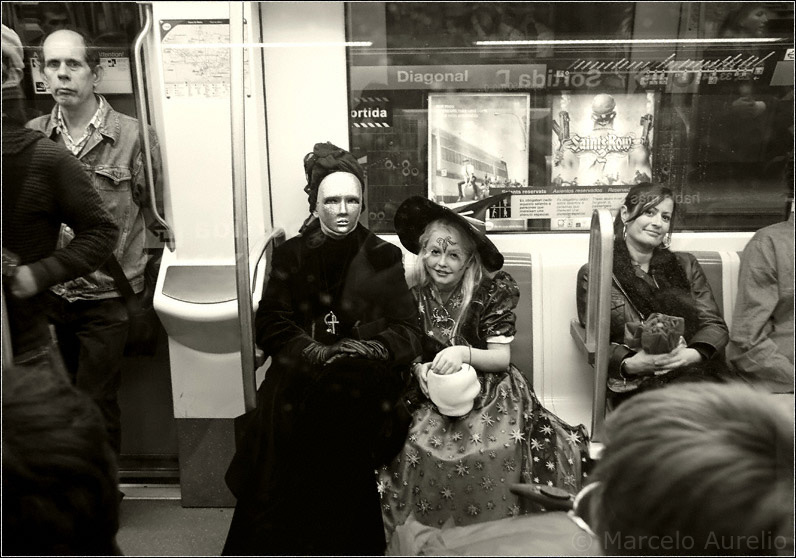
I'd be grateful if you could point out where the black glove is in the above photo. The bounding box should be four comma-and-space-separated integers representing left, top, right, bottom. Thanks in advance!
301, 340, 345, 365
334, 339, 390, 361
302, 339, 390, 365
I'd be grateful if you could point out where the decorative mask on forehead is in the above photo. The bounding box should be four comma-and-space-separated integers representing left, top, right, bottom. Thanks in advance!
435, 234, 458, 252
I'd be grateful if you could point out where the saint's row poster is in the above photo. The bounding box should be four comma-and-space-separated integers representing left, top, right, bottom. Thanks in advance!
551, 91, 655, 189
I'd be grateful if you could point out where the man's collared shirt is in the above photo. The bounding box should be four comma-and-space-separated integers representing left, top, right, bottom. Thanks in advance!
27, 94, 164, 301
53, 95, 104, 156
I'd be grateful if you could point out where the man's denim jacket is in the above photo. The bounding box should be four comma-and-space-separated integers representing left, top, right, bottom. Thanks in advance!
27, 95, 163, 302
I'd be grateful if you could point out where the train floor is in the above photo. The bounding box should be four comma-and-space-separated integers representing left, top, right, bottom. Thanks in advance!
116, 485, 233, 556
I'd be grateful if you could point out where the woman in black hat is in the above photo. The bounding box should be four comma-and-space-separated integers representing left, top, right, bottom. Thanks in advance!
379, 196, 590, 544
223, 143, 422, 556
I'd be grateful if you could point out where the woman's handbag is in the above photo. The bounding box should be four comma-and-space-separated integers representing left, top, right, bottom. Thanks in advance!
611, 313, 686, 393
624, 312, 686, 355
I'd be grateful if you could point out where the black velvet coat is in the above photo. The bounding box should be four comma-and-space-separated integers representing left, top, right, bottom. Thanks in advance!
254, 220, 421, 363
223, 222, 421, 556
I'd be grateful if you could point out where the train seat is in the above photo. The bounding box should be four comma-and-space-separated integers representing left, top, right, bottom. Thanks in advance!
400, 250, 534, 385
253, 244, 534, 391
686, 250, 743, 331
154, 231, 283, 419
158, 264, 242, 353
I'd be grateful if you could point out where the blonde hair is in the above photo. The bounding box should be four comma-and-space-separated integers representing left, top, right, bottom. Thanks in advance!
414, 218, 485, 339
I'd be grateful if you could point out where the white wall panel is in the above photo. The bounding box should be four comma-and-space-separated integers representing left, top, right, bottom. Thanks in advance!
261, 2, 350, 238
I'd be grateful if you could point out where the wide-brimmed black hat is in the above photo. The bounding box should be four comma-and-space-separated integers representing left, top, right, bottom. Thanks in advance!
394, 195, 505, 272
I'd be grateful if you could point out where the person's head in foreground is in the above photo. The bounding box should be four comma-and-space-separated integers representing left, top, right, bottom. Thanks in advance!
582, 382, 794, 555
2, 365, 120, 555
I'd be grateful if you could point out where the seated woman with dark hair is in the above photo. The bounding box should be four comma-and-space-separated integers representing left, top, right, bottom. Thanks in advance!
576, 182, 731, 408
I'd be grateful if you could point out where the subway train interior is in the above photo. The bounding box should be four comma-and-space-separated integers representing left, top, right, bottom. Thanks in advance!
1, 1, 794, 555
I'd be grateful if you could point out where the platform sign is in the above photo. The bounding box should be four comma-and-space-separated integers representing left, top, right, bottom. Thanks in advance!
350, 95, 392, 129
30, 50, 133, 96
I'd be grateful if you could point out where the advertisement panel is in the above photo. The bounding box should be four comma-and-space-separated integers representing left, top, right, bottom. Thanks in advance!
428, 93, 530, 230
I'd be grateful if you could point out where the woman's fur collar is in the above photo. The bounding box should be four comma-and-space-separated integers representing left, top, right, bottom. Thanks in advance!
613, 238, 699, 339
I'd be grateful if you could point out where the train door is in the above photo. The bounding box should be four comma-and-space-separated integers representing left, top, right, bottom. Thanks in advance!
1, 2, 179, 483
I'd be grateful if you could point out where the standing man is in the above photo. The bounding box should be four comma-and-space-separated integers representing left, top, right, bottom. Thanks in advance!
38, 2, 73, 36
457, 158, 476, 201
27, 28, 164, 456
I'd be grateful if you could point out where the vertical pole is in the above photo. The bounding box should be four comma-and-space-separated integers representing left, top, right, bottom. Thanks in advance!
587, 209, 613, 442
229, 2, 256, 412
132, 2, 174, 250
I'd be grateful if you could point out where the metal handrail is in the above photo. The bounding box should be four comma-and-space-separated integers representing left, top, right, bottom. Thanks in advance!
586, 209, 614, 442
250, 228, 286, 374
132, 2, 175, 251
229, 3, 258, 413
249, 229, 286, 294
2, 288, 14, 368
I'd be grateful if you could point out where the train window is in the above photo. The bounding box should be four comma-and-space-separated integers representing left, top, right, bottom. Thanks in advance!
345, 2, 795, 233
1, 1, 142, 123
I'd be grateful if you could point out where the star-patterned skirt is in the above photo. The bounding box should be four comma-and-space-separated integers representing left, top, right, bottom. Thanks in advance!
377, 365, 591, 543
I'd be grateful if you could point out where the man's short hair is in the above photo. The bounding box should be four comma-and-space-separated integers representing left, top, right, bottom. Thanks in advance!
2, 365, 120, 555
590, 382, 794, 556
38, 1, 69, 19
38, 2, 71, 31
38, 27, 101, 73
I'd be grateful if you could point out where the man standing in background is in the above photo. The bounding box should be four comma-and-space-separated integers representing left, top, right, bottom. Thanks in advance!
27, 27, 163, 457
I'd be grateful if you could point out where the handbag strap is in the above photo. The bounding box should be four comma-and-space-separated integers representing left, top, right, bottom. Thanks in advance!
104, 256, 141, 314
611, 273, 647, 321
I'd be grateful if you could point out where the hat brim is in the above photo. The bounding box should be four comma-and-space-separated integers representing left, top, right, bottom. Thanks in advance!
394, 196, 504, 272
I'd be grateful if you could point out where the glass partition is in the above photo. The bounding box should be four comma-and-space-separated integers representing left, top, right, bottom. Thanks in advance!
345, 2, 795, 233
2, 1, 141, 121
